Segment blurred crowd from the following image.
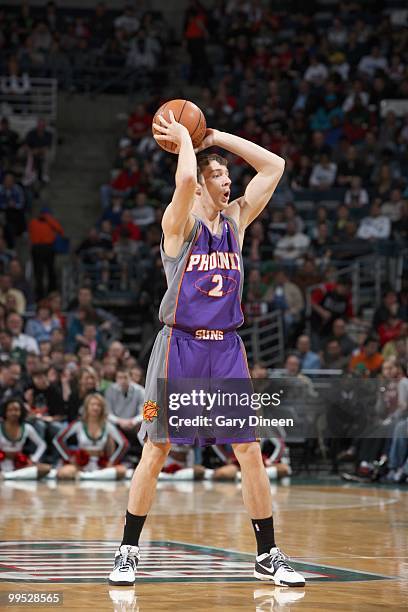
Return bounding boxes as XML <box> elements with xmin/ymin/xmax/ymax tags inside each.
<box><xmin>0</xmin><ymin>1</ymin><xmax>169</xmax><ymax>93</ymax></box>
<box><xmin>0</xmin><ymin>1</ymin><xmax>407</xmax><ymax>483</ymax></box>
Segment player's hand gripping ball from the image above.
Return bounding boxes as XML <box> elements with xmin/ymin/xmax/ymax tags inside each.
<box><xmin>152</xmin><ymin>99</ymin><xmax>206</xmax><ymax>153</ymax></box>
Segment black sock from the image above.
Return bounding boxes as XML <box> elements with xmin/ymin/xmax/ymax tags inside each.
<box><xmin>252</xmin><ymin>516</ymin><xmax>276</xmax><ymax>556</ymax></box>
<box><xmin>121</xmin><ymin>511</ymin><xmax>147</xmax><ymax>547</ymax></box>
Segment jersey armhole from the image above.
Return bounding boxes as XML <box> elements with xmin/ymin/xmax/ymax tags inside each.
<box><xmin>222</xmin><ymin>214</ymin><xmax>243</xmax><ymax>250</ymax></box>
<box><xmin>160</xmin><ymin>218</ymin><xmax>200</xmax><ymax>263</ymax></box>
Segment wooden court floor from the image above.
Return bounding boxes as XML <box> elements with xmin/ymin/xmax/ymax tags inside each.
<box><xmin>0</xmin><ymin>478</ymin><xmax>407</xmax><ymax>611</ymax></box>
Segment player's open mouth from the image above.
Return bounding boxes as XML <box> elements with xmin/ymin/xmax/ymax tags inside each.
<box><xmin>222</xmin><ymin>191</ymin><xmax>230</xmax><ymax>202</ymax></box>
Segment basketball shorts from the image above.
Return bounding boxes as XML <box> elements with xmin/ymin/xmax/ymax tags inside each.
<box><xmin>139</xmin><ymin>325</ymin><xmax>257</xmax><ymax>446</ymax></box>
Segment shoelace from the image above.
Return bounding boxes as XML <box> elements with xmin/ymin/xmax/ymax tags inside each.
<box><xmin>270</xmin><ymin>549</ymin><xmax>294</xmax><ymax>573</ymax></box>
<box><xmin>118</xmin><ymin>549</ymin><xmax>135</xmax><ymax>573</ymax></box>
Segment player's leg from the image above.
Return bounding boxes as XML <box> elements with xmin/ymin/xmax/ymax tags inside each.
<box><xmin>108</xmin><ymin>439</ymin><xmax>171</xmax><ymax>586</ymax></box>
<box><xmin>127</xmin><ymin>438</ymin><xmax>171</xmax><ymax>514</ymax></box>
<box><xmin>233</xmin><ymin>441</ymin><xmax>305</xmax><ymax>587</ymax></box>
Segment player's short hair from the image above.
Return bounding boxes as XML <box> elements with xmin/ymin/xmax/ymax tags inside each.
<box><xmin>196</xmin><ymin>153</ymin><xmax>228</xmax><ymax>184</ymax></box>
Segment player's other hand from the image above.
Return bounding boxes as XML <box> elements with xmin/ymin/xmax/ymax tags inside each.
<box><xmin>194</xmin><ymin>128</ymin><xmax>218</xmax><ymax>153</ymax></box>
<box><xmin>152</xmin><ymin>110</ymin><xmax>190</xmax><ymax>152</ymax></box>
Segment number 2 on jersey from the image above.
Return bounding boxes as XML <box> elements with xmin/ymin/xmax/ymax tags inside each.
<box><xmin>208</xmin><ymin>274</ymin><xmax>223</xmax><ymax>297</ymax></box>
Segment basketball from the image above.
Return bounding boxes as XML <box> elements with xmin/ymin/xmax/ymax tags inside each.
<box><xmin>152</xmin><ymin>99</ymin><xmax>207</xmax><ymax>153</ymax></box>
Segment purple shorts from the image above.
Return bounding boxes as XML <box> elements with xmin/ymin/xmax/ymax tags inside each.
<box><xmin>139</xmin><ymin>326</ymin><xmax>257</xmax><ymax>445</ymax></box>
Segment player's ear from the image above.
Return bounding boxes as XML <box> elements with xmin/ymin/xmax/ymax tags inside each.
<box><xmin>195</xmin><ymin>183</ymin><xmax>202</xmax><ymax>197</ymax></box>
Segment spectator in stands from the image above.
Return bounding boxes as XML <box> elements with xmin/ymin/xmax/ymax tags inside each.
<box><xmin>65</xmin><ymin>366</ymin><xmax>99</xmax><ymax>422</ymax></box>
<box><xmin>372</xmin><ymin>290</ymin><xmax>402</xmax><ymax>331</ymax></box>
<box><xmin>292</xmin><ymin>256</ymin><xmax>323</xmax><ymax>297</ymax></box>
<box><xmin>184</xmin><ymin>0</ymin><xmax>210</xmax><ymax>84</ymax></box>
<box><xmin>67</xmin><ymin>287</ymin><xmax>121</xmax><ymax>342</ymax></box>
<box><xmin>6</xmin><ymin>312</ymin><xmax>39</xmax><ymax>355</ymax></box>
<box><xmin>0</xmin><ymin>274</ymin><xmax>26</xmax><ymax>314</ymax></box>
<box><xmin>311</xmin><ymin>278</ymin><xmax>353</xmax><ymax>341</ymax></box>
<box><xmin>321</xmin><ymin>339</ymin><xmax>349</xmax><ymax>371</ymax></box>
<box><xmin>251</xmin><ymin>362</ymin><xmax>268</xmax><ymax>379</ymax></box>
<box><xmin>24</xmin><ymin>365</ymin><xmax>67</xmax><ymax>451</ymax></box>
<box><xmin>105</xmin><ymin>367</ymin><xmax>144</xmax><ymax>455</ymax></box>
<box><xmin>382</xmin><ymin>328</ymin><xmax>408</xmax><ymax>366</ymax></box>
<box><xmin>358</xmin><ymin>45</ymin><xmax>388</xmax><ymax>79</ymax></box>
<box><xmin>381</xmin><ymin>188</ymin><xmax>405</xmax><ymax>225</ymax></box>
<box><xmin>274</xmin><ymin>221</ymin><xmax>310</xmax><ymax>262</ymax></box>
<box><xmin>266</xmin><ymin>269</ymin><xmax>304</xmax><ymax>330</ymax></box>
<box><xmin>28</xmin><ymin>207</ymin><xmax>64</xmax><ymax>299</ymax></box>
<box><xmin>343</xmin><ymin>80</ymin><xmax>369</xmax><ymax>113</ymax></box>
<box><xmin>243</xmin><ymin>268</ymin><xmax>269</xmax><ymax>323</ymax></box>
<box><xmin>296</xmin><ymin>335</ymin><xmax>321</xmax><ymax>370</ymax></box>
<box><xmin>114</xmin><ymin>5</ymin><xmax>140</xmax><ymax>33</ymax></box>
<box><xmin>282</xmin><ymin>354</ymin><xmax>316</xmax><ymax>397</ymax></box>
<box><xmin>304</xmin><ymin>55</ymin><xmax>328</xmax><ymax>86</ymax></box>
<box><xmin>291</xmin><ymin>155</ymin><xmax>312</xmax><ymax>190</ymax></box>
<box><xmin>309</xmin><ymin>153</ymin><xmax>337</xmax><ymax>189</ymax></box>
<box><xmin>0</xmin><ymin>173</ymin><xmax>25</xmax><ymax>246</ymax></box>
<box><xmin>283</xmin><ymin>202</ymin><xmax>304</xmax><ymax>233</ymax></box>
<box><xmin>100</xmin><ymin>157</ymin><xmax>141</xmax><ymax>209</ymax></box>
<box><xmin>26</xmin><ymin>300</ymin><xmax>61</xmax><ymax>344</ymax></box>
<box><xmin>76</xmin><ymin>227</ymin><xmax>110</xmax><ymax>263</ymax></box>
<box><xmin>357</xmin><ymin>201</ymin><xmax>391</xmax><ymax>241</ymax></box>
<box><xmin>349</xmin><ymin>336</ymin><xmax>384</xmax><ymax>376</ymax></box>
<box><xmin>127</xmin><ymin>104</ymin><xmax>152</xmax><ymax>142</ymax></box>
<box><xmin>312</xmin><ymin>222</ymin><xmax>332</xmax><ymax>262</ymax></box>
<box><xmin>337</xmin><ymin>146</ymin><xmax>367</xmax><ymax>187</ymax></box>
<box><xmin>126</xmin><ymin>28</ymin><xmax>161</xmax><ymax>72</ymax></box>
<box><xmin>129</xmin><ymin>192</ymin><xmax>155</xmax><ymax>227</ymax></box>
<box><xmin>330</xmin><ymin>318</ymin><xmax>357</xmax><ymax>356</ymax></box>
<box><xmin>332</xmin><ymin>204</ymin><xmax>351</xmax><ymax>242</ymax></box>
<box><xmin>373</xmin><ymin>164</ymin><xmax>394</xmax><ymax>200</ymax></box>
<box><xmin>378</xmin><ymin>314</ymin><xmax>404</xmax><ymax>348</ymax></box>
<box><xmin>344</xmin><ymin>176</ymin><xmax>369</xmax><ymax>208</ymax></box>
<box><xmin>77</xmin><ymin>322</ymin><xmax>105</xmax><ymax>360</ymax></box>
<box><xmin>25</xmin><ymin>119</ymin><xmax>53</xmax><ymax>184</ymax></box>
<box><xmin>112</xmin><ymin>210</ymin><xmax>142</xmax><ymax>243</ymax></box>
<box><xmin>0</xmin><ymin>361</ymin><xmax>24</xmax><ymax>404</ymax></box>
<box><xmin>9</xmin><ymin>259</ymin><xmax>34</xmax><ymax>307</ymax></box>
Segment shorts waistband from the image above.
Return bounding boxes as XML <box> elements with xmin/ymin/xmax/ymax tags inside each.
<box><xmin>162</xmin><ymin>325</ymin><xmax>238</xmax><ymax>341</ymax></box>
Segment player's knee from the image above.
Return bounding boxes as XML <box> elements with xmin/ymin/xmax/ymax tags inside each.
<box><xmin>232</xmin><ymin>442</ymin><xmax>262</xmax><ymax>469</ymax></box>
<box><xmin>142</xmin><ymin>440</ymin><xmax>171</xmax><ymax>475</ymax></box>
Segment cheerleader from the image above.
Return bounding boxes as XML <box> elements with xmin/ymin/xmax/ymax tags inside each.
<box><xmin>53</xmin><ymin>393</ymin><xmax>129</xmax><ymax>480</ymax></box>
<box><xmin>0</xmin><ymin>397</ymin><xmax>51</xmax><ymax>480</ymax></box>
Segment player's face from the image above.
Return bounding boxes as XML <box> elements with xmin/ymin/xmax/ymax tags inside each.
<box><xmin>202</xmin><ymin>161</ymin><xmax>231</xmax><ymax>210</ymax></box>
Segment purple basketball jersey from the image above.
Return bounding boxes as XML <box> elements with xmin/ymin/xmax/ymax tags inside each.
<box><xmin>159</xmin><ymin>214</ymin><xmax>244</xmax><ymax>333</ymax></box>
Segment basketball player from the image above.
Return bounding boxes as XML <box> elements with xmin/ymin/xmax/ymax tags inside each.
<box><xmin>109</xmin><ymin>112</ymin><xmax>305</xmax><ymax>587</ymax></box>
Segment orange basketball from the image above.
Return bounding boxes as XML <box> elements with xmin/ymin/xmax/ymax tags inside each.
<box><xmin>152</xmin><ymin>99</ymin><xmax>206</xmax><ymax>154</ymax></box>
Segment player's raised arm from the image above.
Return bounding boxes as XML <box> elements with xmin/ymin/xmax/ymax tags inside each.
<box><xmin>153</xmin><ymin>111</ymin><xmax>197</xmax><ymax>256</ymax></box>
<box><xmin>197</xmin><ymin>129</ymin><xmax>285</xmax><ymax>230</ymax></box>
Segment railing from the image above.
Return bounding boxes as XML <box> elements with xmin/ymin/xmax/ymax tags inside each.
<box><xmin>0</xmin><ymin>77</ymin><xmax>57</xmax><ymax>124</ymax></box>
<box><xmin>305</xmin><ymin>252</ymin><xmax>405</xmax><ymax>334</ymax></box>
<box><xmin>239</xmin><ymin>311</ymin><xmax>285</xmax><ymax>367</ymax></box>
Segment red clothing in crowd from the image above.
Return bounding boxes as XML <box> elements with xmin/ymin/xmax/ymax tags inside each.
<box><xmin>112</xmin><ymin>221</ymin><xmax>142</xmax><ymax>243</ymax></box>
<box><xmin>128</xmin><ymin>111</ymin><xmax>152</xmax><ymax>140</ymax></box>
<box><xmin>378</xmin><ymin>320</ymin><xmax>403</xmax><ymax>346</ymax></box>
<box><xmin>111</xmin><ymin>169</ymin><xmax>140</xmax><ymax>192</ymax></box>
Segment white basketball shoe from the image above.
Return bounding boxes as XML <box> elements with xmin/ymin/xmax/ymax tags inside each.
<box><xmin>108</xmin><ymin>545</ymin><xmax>140</xmax><ymax>586</ymax></box>
<box><xmin>254</xmin><ymin>547</ymin><xmax>305</xmax><ymax>587</ymax></box>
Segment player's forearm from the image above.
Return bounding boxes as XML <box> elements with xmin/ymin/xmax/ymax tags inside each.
<box><xmin>214</xmin><ymin>130</ymin><xmax>285</xmax><ymax>174</ymax></box>
<box><xmin>175</xmin><ymin>131</ymin><xmax>197</xmax><ymax>186</ymax></box>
